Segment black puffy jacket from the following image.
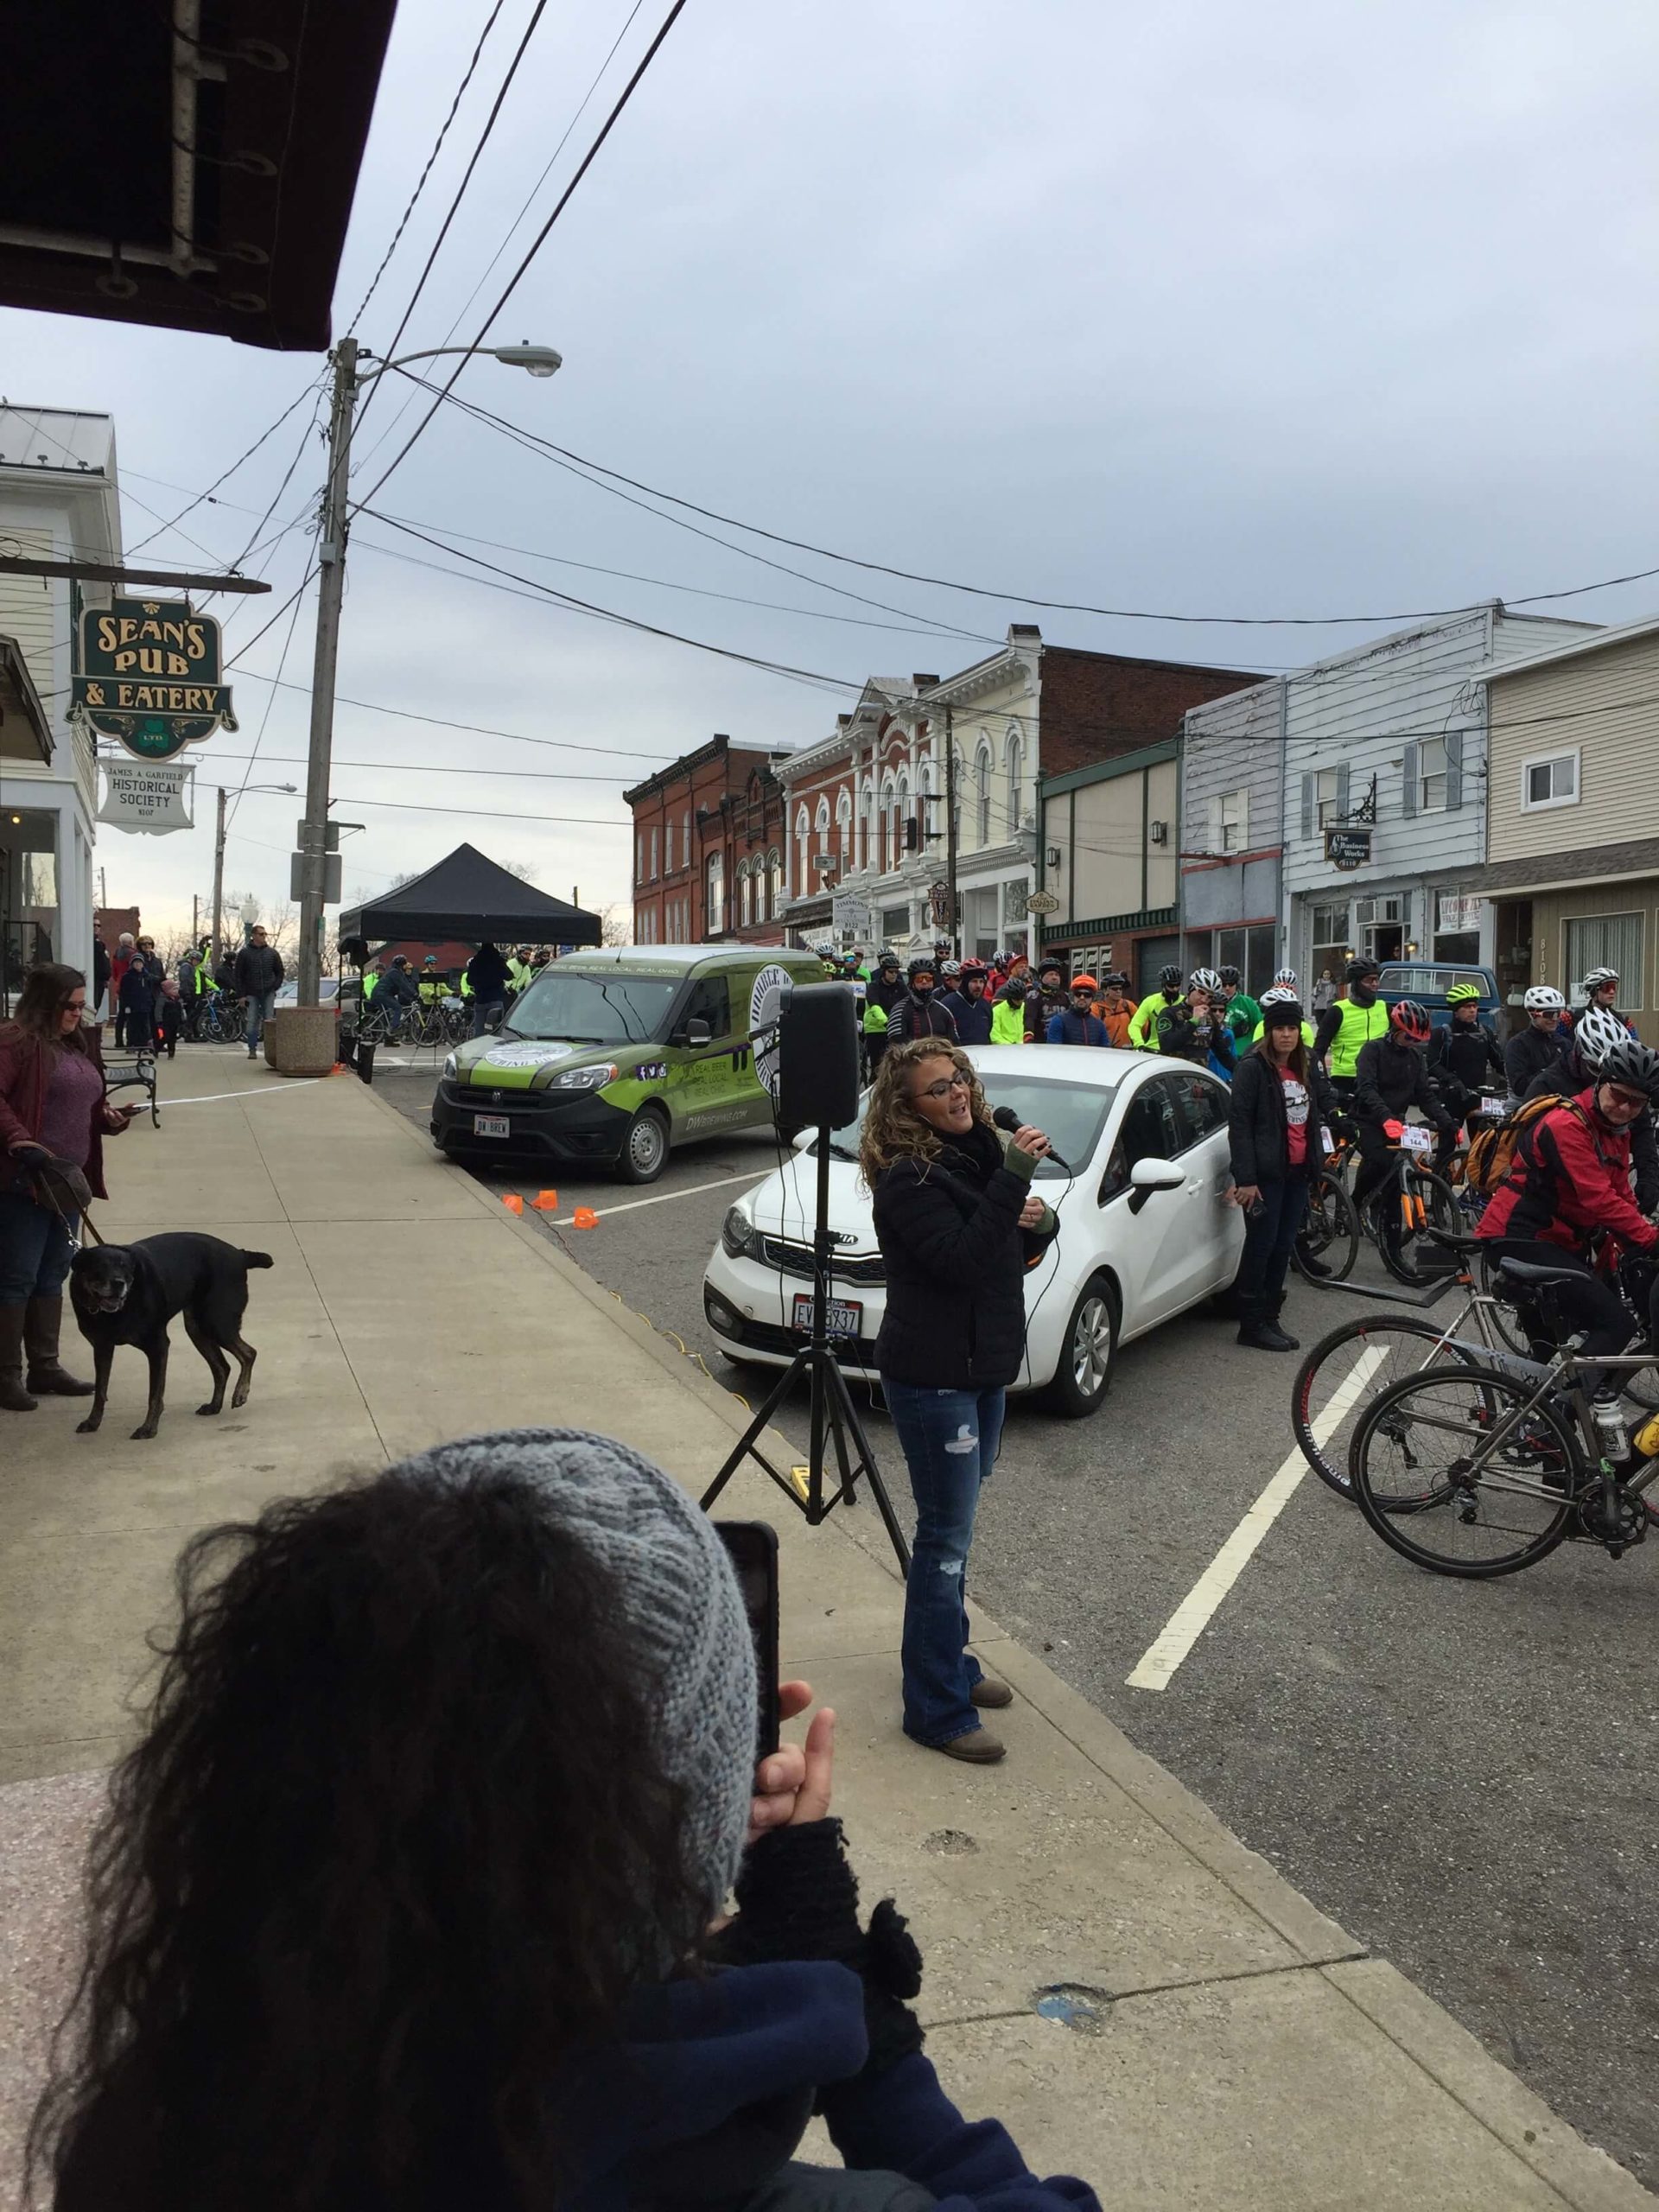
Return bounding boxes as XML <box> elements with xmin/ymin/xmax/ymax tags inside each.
<box><xmin>886</xmin><ymin>991</ymin><xmax>958</xmax><ymax>1045</ymax></box>
<box><xmin>1505</xmin><ymin>1024</ymin><xmax>1563</xmax><ymax>1099</ymax></box>
<box><xmin>1427</xmin><ymin>1020</ymin><xmax>1505</xmax><ymax>1106</ymax></box>
<box><xmin>872</xmin><ymin>1119</ymin><xmax>1055</xmax><ymax>1389</ymax></box>
<box><xmin>1354</xmin><ymin>1037</ymin><xmax>1454</xmax><ymax>1127</ymax></box>
<box><xmin>1228</xmin><ymin>1046</ymin><xmax>1343</xmax><ymax>1186</ymax></box>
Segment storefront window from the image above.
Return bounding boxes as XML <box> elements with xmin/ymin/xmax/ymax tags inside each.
<box><xmin>1</xmin><ymin>810</ymin><xmax>60</xmax><ymax>1004</ymax></box>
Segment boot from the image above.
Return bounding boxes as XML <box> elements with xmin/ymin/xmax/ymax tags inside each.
<box><xmin>0</xmin><ymin>1307</ymin><xmax>38</xmax><ymax>1412</ymax></box>
<box><xmin>1267</xmin><ymin>1298</ymin><xmax>1300</xmax><ymax>1351</ymax></box>
<box><xmin>1236</xmin><ymin>1297</ymin><xmax>1296</xmax><ymax>1353</ymax></box>
<box><xmin>23</xmin><ymin>1297</ymin><xmax>93</xmax><ymax>1396</ymax></box>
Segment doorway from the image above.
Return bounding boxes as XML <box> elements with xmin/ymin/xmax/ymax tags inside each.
<box><xmin>1364</xmin><ymin>919</ymin><xmax>1403</xmax><ymax>963</ymax></box>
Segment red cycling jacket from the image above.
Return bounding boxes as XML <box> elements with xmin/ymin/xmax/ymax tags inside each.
<box><xmin>1478</xmin><ymin>1087</ymin><xmax>1659</xmax><ymax>1257</ymax></box>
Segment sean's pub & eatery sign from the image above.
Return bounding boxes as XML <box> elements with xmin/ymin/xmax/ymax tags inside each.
<box><xmin>70</xmin><ymin>597</ymin><xmax>238</xmax><ymax>761</ymax></box>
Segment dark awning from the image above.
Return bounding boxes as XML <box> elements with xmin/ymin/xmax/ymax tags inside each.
<box><xmin>2</xmin><ymin>0</ymin><xmax>397</xmax><ymax>352</ymax></box>
<box><xmin>338</xmin><ymin>844</ymin><xmax>605</xmax><ymax>950</ymax></box>
<box><xmin>1459</xmin><ymin>836</ymin><xmax>1659</xmax><ymax>899</ymax></box>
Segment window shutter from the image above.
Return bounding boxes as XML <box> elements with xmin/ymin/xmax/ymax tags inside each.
<box><xmin>1446</xmin><ymin>728</ymin><xmax>1464</xmax><ymax>810</ymax></box>
<box><xmin>1300</xmin><ymin>772</ymin><xmax>1314</xmax><ymax>840</ymax></box>
<box><xmin>1401</xmin><ymin>742</ymin><xmax>1419</xmax><ymax>818</ymax></box>
<box><xmin>1335</xmin><ymin>763</ymin><xmax>1351</xmax><ymax>823</ymax></box>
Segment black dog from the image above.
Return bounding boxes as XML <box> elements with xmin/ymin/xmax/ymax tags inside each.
<box><xmin>69</xmin><ymin>1235</ymin><xmax>274</xmax><ymax>1440</ymax></box>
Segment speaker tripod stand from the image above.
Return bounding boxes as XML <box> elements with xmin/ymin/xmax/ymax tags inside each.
<box><xmin>701</xmin><ymin>1121</ymin><xmax>911</xmax><ymax>1573</ymax></box>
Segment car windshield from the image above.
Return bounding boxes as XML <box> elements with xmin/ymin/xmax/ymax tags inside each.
<box><xmin>814</xmin><ymin>1071</ymin><xmax>1118</xmax><ymax>1183</ymax></box>
<box><xmin>505</xmin><ymin>969</ymin><xmax>677</xmax><ymax>1046</ymax></box>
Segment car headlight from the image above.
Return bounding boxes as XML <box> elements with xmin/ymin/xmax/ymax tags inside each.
<box><xmin>550</xmin><ymin>1063</ymin><xmax>620</xmax><ymax>1090</ymax></box>
<box><xmin>442</xmin><ymin>1052</ymin><xmax>457</xmax><ymax>1080</ymax></box>
<box><xmin>721</xmin><ymin>1204</ymin><xmax>760</xmax><ymax>1260</ymax></box>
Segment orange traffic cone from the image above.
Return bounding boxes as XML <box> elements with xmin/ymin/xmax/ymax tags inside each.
<box><xmin>502</xmin><ymin>1193</ymin><xmax>524</xmax><ymax>1216</ymax></box>
<box><xmin>531</xmin><ymin>1190</ymin><xmax>560</xmax><ymax>1211</ymax></box>
<box><xmin>572</xmin><ymin>1205</ymin><xmax>599</xmax><ymax>1230</ymax></box>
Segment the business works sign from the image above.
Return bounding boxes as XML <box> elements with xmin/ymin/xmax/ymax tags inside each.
<box><xmin>71</xmin><ymin>597</ymin><xmax>238</xmax><ymax>760</ymax></box>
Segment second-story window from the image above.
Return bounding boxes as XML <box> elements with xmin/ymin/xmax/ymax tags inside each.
<box><xmin>649</xmin><ymin>826</ymin><xmax>658</xmax><ymax>880</ymax></box>
<box><xmin>1217</xmin><ymin>788</ymin><xmax>1248</xmax><ymax>853</ymax></box>
<box><xmin>1418</xmin><ymin>737</ymin><xmax>1447</xmax><ymax>813</ymax></box>
<box><xmin>706</xmin><ymin>852</ymin><xmax>725</xmax><ymax>937</ymax></box>
<box><xmin>1315</xmin><ymin>767</ymin><xmax>1340</xmax><ymax>829</ymax></box>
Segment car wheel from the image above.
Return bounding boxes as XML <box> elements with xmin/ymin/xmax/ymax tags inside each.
<box><xmin>1046</xmin><ymin>1274</ymin><xmax>1118</xmax><ymax>1419</ymax></box>
<box><xmin>616</xmin><ymin>1106</ymin><xmax>671</xmax><ymax>1185</ymax></box>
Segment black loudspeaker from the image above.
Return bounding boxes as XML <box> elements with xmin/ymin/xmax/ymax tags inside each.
<box><xmin>778</xmin><ymin>982</ymin><xmax>861</xmax><ymax>1129</ymax></box>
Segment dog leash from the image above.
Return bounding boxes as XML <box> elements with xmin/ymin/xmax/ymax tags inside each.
<box><xmin>19</xmin><ymin>1158</ymin><xmax>105</xmax><ymax>1248</ymax></box>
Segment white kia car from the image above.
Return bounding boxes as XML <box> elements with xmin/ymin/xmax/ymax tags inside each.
<box><xmin>702</xmin><ymin>1044</ymin><xmax>1244</xmax><ymax>1418</ymax></box>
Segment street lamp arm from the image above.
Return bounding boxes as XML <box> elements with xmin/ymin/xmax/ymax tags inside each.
<box><xmin>357</xmin><ymin>340</ymin><xmax>562</xmax><ymax>385</ymax></box>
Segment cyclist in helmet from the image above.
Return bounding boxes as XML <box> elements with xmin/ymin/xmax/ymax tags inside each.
<box><xmin>1023</xmin><ymin>958</ymin><xmax>1068</xmax><ymax>1043</ymax></box>
<box><xmin>868</xmin><ymin>948</ymin><xmax>906</xmax><ymax>1024</ymax></box>
<box><xmin>887</xmin><ymin>955</ymin><xmax>960</xmax><ymax>1044</ymax></box>
<box><xmin>1095</xmin><ymin>970</ymin><xmax>1137</xmax><ymax>1047</ymax></box>
<box><xmin>1478</xmin><ymin>1036</ymin><xmax>1659</xmax><ymax>1388</ymax></box>
<box><xmin>1250</xmin><ymin>984</ymin><xmax>1315</xmax><ymax>1050</ymax></box>
<box><xmin>1216</xmin><ymin>964</ymin><xmax>1261</xmax><ymax>1050</ymax></box>
<box><xmin>1127</xmin><ymin>964</ymin><xmax>1185</xmax><ymax>1052</ymax></box>
<box><xmin>1313</xmin><ymin>957</ymin><xmax>1389</xmax><ymax>1103</ymax></box>
<box><xmin>1506</xmin><ymin>984</ymin><xmax>1567</xmax><ymax>1098</ymax></box>
<box><xmin>1272</xmin><ymin>967</ymin><xmax>1298</xmax><ymax>990</ymax></box>
<box><xmin>1157</xmin><ymin>978</ymin><xmax>1236</xmax><ymax>1077</ymax></box>
<box><xmin>939</xmin><ymin>958</ymin><xmax>993</xmax><ymax>1045</ymax></box>
<box><xmin>1523</xmin><ymin>1002</ymin><xmax>1659</xmax><ymax>1211</ymax></box>
<box><xmin>1567</xmin><ymin>965</ymin><xmax>1626</xmax><ymax>1039</ymax></box>
<box><xmin>988</xmin><ymin>966</ymin><xmax>1031</xmax><ymax>1045</ymax></box>
<box><xmin>1427</xmin><ymin>980</ymin><xmax>1507</xmax><ymax>1154</ymax></box>
<box><xmin>1351</xmin><ymin>999</ymin><xmax>1458</xmax><ymax>1251</ymax></box>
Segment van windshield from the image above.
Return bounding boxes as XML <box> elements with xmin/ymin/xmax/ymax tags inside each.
<box><xmin>505</xmin><ymin>971</ymin><xmax>678</xmax><ymax>1046</ymax></box>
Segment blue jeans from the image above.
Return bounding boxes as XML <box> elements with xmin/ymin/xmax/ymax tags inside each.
<box><xmin>245</xmin><ymin>989</ymin><xmax>276</xmax><ymax>1052</ymax></box>
<box><xmin>470</xmin><ymin>999</ymin><xmax>505</xmax><ymax>1038</ymax></box>
<box><xmin>0</xmin><ymin>1188</ymin><xmax>72</xmax><ymax>1306</ymax></box>
<box><xmin>884</xmin><ymin>1377</ymin><xmax>1006</xmax><ymax>1746</ymax></box>
<box><xmin>1236</xmin><ymin>1169</ymin><xmax>1309</xmax><ymax>1310</ymax></box>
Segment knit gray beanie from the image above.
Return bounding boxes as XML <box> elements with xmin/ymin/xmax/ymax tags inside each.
<box><xmin>388</xmin><ymin>1427</ymin><xmax>756</xmax><ymax>1914</ymax></box>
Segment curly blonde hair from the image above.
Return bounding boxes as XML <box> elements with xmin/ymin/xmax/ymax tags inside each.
<box><xmin>858</xmin><ymin>1036</ymin><xmax>990</xmax><ymax>1185</ymax></box>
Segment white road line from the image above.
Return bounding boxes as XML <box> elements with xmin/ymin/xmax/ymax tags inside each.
<box><xmin>549</xmin><ymin>1165</ymin><xmax>776</xmax><ymax>1224</ymax></box>
<box><xmin>1125</xmin><ymin>1344</ymin><xmax>1388</xmax><ymax>1693</ymax></box>
<box><xmin>155</xmin><ymin>1082</ymin><xmax>323</xmax><ymax>1106</ymax></box>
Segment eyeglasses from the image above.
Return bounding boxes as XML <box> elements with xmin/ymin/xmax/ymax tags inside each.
<box><xmin>914</xmin><ymin>1071</ymin><xmax>972</xmax><ymax>1101</ymax></box>
<box><xmin>63</xmin><ymin>998</ymin><xmax>86</xmax><ymax>1014</ymax></box>
<box><xmin>1602</xmin><ymin>1084</ymin><xmax>1648</xmax><ymax>1112</ymax></box>
<box><xmin>910</xmin><ymin>973</ymin><xmax>935</xmax><ymax>989</ymax></box>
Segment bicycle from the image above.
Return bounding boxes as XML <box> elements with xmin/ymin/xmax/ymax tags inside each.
<box><xmin>1347</xmin><ymin>1257</ymin><xmax>1659</xmax><ymax>1577</ymax></box>
<box><xmin>195</xmin><ymin>992</ymin><xmax>245</xmax><ymax>1045</ymax></box>
<box><xmin>1294</xmin><ymin>1130</ymin><xmax>1459</xmax><ymax>1288</ymax></box>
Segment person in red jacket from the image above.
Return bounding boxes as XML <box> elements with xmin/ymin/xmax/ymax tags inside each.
<box><xmin>1478</xmin><ymin>1037</ymin><xmax>1659</xmax><ymax>1376</ymax></box>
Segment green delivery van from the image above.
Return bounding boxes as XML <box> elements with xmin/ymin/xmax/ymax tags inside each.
<box><xmin>429</xmin><ymin>945</ymin><xmax>825</xmax><ymax>1185</ymax></box>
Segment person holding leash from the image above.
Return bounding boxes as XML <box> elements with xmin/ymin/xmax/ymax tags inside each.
<box><xmin>0</xmin><ymin>963</ymin><xmax>133</xmax><ymax>1412</ymax></box>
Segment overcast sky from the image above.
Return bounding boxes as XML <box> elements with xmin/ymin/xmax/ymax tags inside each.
<box><xmin>9</xmin><ymin>0</ymin><xmax>1658</xmax><ymax>940</ymax></box>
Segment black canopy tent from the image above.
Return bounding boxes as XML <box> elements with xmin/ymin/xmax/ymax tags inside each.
<box><xmin>338</xmin><ymin>844</ymin><xmax>603</xmax><ymax>955</ymax></box>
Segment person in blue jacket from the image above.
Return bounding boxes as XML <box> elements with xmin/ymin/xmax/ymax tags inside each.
<box><xmin>35</xmin><ymin>1429</ymin><xmax>1100</xmax><ymax>2212</ymax></box>
<box><xmin>1046</xmin><ymin>973</ymin><xmax>1109</xmax><ymax>1046</ymax></box>
<box><xmin>939</xmin><ymin>958</ymin><xmax>995</xmax><ymax>1046</ymax></box>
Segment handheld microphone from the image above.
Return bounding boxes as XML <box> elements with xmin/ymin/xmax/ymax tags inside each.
<box><xmin>992</xmin><ymin>1104</ymin><xmax>1069</xmax><ymax>1172</ymax></box>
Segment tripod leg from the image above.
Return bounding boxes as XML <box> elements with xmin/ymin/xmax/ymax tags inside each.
<box><xmin>825</xmin><ymin>1358</ymin><xmax>912</xmax><ymax>1573</ymax></box>
<box><xmin>700</xmin><ymin>1351</ymin><xmax>810</xmax><ymax>1511</ymax></box>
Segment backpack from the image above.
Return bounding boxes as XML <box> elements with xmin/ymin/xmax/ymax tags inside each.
<box><xmin>1465</xmin><ymin>1092</ymin><xmax>1585</xmax><ymax>1199</ymax></box>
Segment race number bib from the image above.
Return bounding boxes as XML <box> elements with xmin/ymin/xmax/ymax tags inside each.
<box><xmin>1400</xmin><ymin>1123</ymin><xmax>1434</xmax><ymax>1157</ymax></box>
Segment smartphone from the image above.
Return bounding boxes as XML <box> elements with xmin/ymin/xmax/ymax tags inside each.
<box><xmin>715</xmin><ymin>1520</ymin><xmax>780</xmax><ymax>1760</ymax></box>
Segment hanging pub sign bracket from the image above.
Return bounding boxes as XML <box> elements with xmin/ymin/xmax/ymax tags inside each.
<box><xmin>69</xmin><ymin>596</ymin><xmax>237</xmax><ymax>762</ymax></box>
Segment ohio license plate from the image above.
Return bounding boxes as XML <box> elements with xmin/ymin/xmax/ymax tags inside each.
<box><xmin>473</xmin><ymin>1114</ymin><xmax>511</xmax><ymax>1139</ymax></box>
<box><xmin>792</xmin><ymin>1293</ymin><xmax>862</xmax><ymax>1339</ymax></box>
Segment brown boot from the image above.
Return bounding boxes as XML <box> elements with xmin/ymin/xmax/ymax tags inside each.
<box><xmin>23</xmin><ymin>1297</ymin><xmax>92</xmax><ymax>1396</ymax></box>
<box><xmin>0</xmin><ymin>1307</ymin><xmax>37</xmax><ymax>1412</ymax></box>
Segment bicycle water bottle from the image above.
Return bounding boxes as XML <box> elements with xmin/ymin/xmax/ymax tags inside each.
<box><xmin>1591</xmin><ymin>1393</ymin><xmax>1630</xmax><ymax>1465</ymax></box>
<box><xmin>1634</xmin><ymin>1408</ymin><xmax>1659</xmax><ymax>1460</ymax></box>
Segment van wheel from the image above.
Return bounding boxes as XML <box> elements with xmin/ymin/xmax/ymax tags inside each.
<box><xmin>616</xmin><ymin>1106</ymin><xmax>670</xmax><ymax>1185</ymax></box>
<box><xmin>1046</xmin><ymin>1274</ymin><xmax>1117</xmax><ymax>1418</ymax></box>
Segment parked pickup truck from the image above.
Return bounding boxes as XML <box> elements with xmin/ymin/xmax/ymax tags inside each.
<box><xmin>1376</xmin><ymin>962</ymin><xmax>1503</xmax><ymax>1035</ymax></box>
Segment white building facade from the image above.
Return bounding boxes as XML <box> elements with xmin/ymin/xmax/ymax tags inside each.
<box><xmin>0</xmin><ymin>408</ymin><xmax>121</xmax><ymax>991</ymax></box>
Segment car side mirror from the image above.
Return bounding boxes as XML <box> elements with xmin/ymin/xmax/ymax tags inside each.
<box><xmin>684</xmin><ymin>1017</ymin><xmax>712</xmax><ymax>1048</ymax></box>
<box><xmin>1128</xmin><ymin>1157</ymin><xmax>1185</xmax><ymax>1214</ymax></box>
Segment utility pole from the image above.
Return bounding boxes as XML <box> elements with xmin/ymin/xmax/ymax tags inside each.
<box><xmin>210</xmin><ymin>783</ymin><xmax>226</xmax><ymax>972</ymax></box>
<box><xmin>943</xmin><ymin>706</ymin><xmax>959</xmax><ymax>957</ymax></box>
<box><xmin>297</xmin><ymin>334</ymin><xmax>358</xmax><ymax>1006</ymax></box>
<box><xmin>98</xmin><ymin>865</ymin><xmax>106</xmax><ymax>912</ymax></box>
<box><xmin>192</xmin><ymin>893</ymin><xmax>199</xmax><ymax>944</ymax></box>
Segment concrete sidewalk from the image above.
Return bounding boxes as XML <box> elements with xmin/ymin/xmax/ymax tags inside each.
<box><xmin>0</xmin><ymin>1050</ymin><xmax>1648</xmax><ymax>2209</ymax></box>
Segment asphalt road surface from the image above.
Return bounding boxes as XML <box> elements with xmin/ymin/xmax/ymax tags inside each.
<box><xmin>379</xmin><ymin>1058</ymin><xmax>1659</xmax><ymax>2187</ymax></box>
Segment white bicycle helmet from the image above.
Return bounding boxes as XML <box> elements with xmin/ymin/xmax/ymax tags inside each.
<box><xmin>1259</xmin><ymin>984</ymin><xmax>1298</xmax><ymax>1007</ymax></box>
<box><xmin>1582</xmin><ymin>966</ymin><xmax>1620</xmax><ymax>993</ymax></box>
<box><xmin>1522</xmin><ymin>984</ymin><xmax>1566</xmax><ymax>1012</ymax></box>
<box><xmin>1574</xmin><ymin>1005</ymin><xmax>1629</xmax><ymax>1071</ymax></box>
<box><xmin>1189</xmin><ymin>967</ymin><xmax>1223</xmax><ymax>995</ymax></box>
<box><xmin>1273</xmin><ymin>966</ymin><xmax>1298</xmax><ymax>987</ymax></box>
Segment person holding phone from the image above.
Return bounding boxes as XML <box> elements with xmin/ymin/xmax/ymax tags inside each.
<box><xmin>0</xmin><ymin>963</ymin><xmax>132</xmax><ymax>1412</ymax></box>
<box><xmin>861</xmin><ymin>1038</ymin><xmax>1059</xmax><ymax>1764</ymax></box>
<box><xmin>28</xmin><ymin>1428</ymin><xmax>1100</xmax><ymax>2212</ymax></box>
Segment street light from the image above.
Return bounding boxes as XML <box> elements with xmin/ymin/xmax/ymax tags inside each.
<box><xmin>293</xmin><ymin>333</ymin><xmax>563</xmax><ymax>1006</ymax></box>
<box><xmin>210</xmin><ymin>780</ymin><xmax>297</xmax><ymax>969</ymax></box>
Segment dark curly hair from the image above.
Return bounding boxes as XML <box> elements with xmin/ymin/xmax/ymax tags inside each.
<box><xmin>29</xmin><ymin>1466</ymin><xmax>709</xmax><ymax>2212</ymax></box>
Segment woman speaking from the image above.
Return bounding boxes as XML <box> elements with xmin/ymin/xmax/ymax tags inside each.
<box><xmin>861</xmin><ymin>1038</ymin><xmax>1057</xmax><ymax>1764</ymax></box>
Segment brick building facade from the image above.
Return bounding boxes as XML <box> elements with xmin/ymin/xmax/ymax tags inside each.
<box><xmin>625</xmin><ymin>735</ymin><xmax>788</xmax><ymax>947</ymax></box>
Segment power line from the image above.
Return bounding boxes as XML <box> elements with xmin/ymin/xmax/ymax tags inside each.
<box><xmin>226</xmin><ymin>556</ymin><xmax>315</xmax><ymax>830</ymax></box>
<box><xmin>122</xmin><ymin>379</ymin><xmax>325</xmax><ymax>558</ymax></box>
<box><xmin>354</xmin><ymin>0</ymin><xmax>551</xmax><ymax>439</ymax></box>
<box><xmin>343</xmin><ymin>0</ymin><xmax>511</xmax><ymax>330</ymax></box>
<box><xmin>211</xmin><ymin>751</ymin><xmax>636</xmax><ymax>784</ymax></box>
<box><xmin>336</xmin><ymin>793</ymin><xmax>629</xmax><ymax>830</ymax></box>
<box><xmin>351</xmin><ymin>0</ymin><xmax>690</xmax><ymax>512</ymax></box>
<box><xmin>210</xmin><ymin>670</ymin><xmax>677</xmax><ymax>763</ymax></box>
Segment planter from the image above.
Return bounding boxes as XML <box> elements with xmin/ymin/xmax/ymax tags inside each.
<box><xmin>264</xmin><ymin>1005</ymin><xmax>337</xmax><ymax>1077</ymax></box>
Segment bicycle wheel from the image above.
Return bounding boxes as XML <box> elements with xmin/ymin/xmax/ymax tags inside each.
<box><xmin>1472</xmin><ymin>1244</ymin><xmax>1534</xmax><ymax>1357</ymax></box>
<box><xmin>1377</xmin><ymin>1167</ymin><xmax>1461</xmax><ymax>1286</ymax></box>
<box><xmin>1350</xmin><ymin>1362</ymin><xmax>1575</xmax><ymax>1577</ymax></box>
<box><xmin>1295</xmin><ymin>1173</ymin><xmax>1361</xmax><ymax>1285</ymax></box>
<box><xmin>222</xmin><ymin>1001</ymin><xmax>245</xmax><ymax>1043</ymax></box>
<box><xmin>1293</xmin><ymin>1313</ymin><xmax>1479</xmax><ymax>1498</ymax></box>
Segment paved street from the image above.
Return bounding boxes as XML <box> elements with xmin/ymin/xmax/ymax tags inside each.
<box><xmin>378</xmin><ymin>1056</ymin><xmax>1659</xmax><ymax>2187</ymax></box>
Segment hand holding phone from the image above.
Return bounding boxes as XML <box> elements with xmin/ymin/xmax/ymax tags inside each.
<box><xmin>715</xmin><ymin>1520</ymin><xmax>781</xmax><ymax>1759</ymax></box>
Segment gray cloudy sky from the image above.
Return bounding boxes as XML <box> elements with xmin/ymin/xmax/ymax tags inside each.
<box><xmin>12</xmin><ymin>0</ymin><xmax>1659</xmax><ymax>937</ymax></box>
